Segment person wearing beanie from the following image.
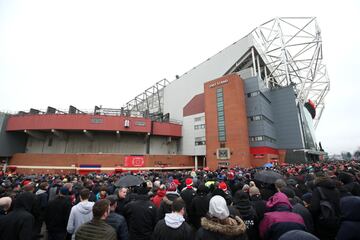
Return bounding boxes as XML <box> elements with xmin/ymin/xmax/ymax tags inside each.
<box><xmin>180</xmin><ymin>178</ymin><xmax>196</xmax><ymax>225</ymax></box>
<box><xmin>158</xmin><ymin>182</ymin><xmax>181</xmax><ymax>221</ymax></box>
<box><xmin>152</xmin><ymin>184</ymin><xmax>167</xmax><ymax>208</ymax></box>
<box><xmin>124</xmin><ymin>182</ymin><xmax>157</xmax><ymax>240</ymax></box>
<box><xmin>196</xmin><ymin>195</ymin><xmax>247</xmax><ymax>240</ymax></box>
<box><xmin>45</xmin><ymin>187</ymin><xmax>72</xmax><ymax>240</ymax></box>
<box><xmin>191</xmin><ymin>184</ymin><xmax>211</xmax><ymax>229</ymax></box>
<box><xmin>212</xmin><ymin>181</ymin><xmax>232</xmax><ymax>205</ymax></box>
<box><xmin>259</xmin><ymin>192</ymin><xmax>305</xmax><ymax>240</ymax></box>
<box><xmin>153</xmin><ymin>198</ymin><xmax>193</xmax><ymax>240</ymax></box>
<box><xmin>232</xmin><ymin>190</ymin><xmax>259</xmax><ymax>240</ymax></box>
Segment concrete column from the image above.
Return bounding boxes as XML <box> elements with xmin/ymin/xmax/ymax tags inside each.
<box><xmin>194</xmin><ymin>155</ymin><xmax>198</xmax><ymax>170</ymax></box>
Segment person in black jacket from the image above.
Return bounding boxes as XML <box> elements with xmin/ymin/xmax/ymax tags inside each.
<box><xmin>106</xmin><ymin>195</ymin><xmax>128</xmax><ymax>240</ymax></box>
<box><xmin>191</xmin><ymin>184</ymin><xmax>210</xmax><ymax>229</ymax></box>
<box><xmin>310</xmin><ymin>172</ymin><xmax>340</xmax><ymax>240</ymax></box>
<box><xmin>35</xmin><ymin>181</ymin><xmax>49</xmax><ymax>236</ymax></box>
<box><xmin>45</xmin><ymin>187</ymin><xmax>72</xmax><ymax>240</ymax></box>
<box><xmin>249</xmin><ymin>186</ymin><xmax>266</xmax><ymax>221</ymax></box>
<box><xmin>153</xmin><ymin>198</ymin><xmax>194</xmax><ymax>240</ymax></box>
<box><xmin>124</xmin><ymin>183</ymin><xmax>157</xmax><ymax>240</ymax></box>
<box><xmin>232</xmin><ymin>190</ymin><xmax>259</xmax><ymax>240</ymax></box>
<box><xmin>180</xmin><ymin>178</ymin><xmax>196</xmax><ymax>224</ymax></box>
<box><xmin>0</xmin><ymin>192</ymin><xmax>36</xmax><ymax>240</ymax></box>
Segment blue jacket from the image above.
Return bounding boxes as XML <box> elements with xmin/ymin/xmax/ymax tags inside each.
<box><xmin>336</xmin><ymin>196</ymin><xmax>360</xmax><ymax>240</ymax></box>
<box><xmin>106</xmin><ymin>212</ymin><xmax>128</xmax><ymax>240</ymax></box>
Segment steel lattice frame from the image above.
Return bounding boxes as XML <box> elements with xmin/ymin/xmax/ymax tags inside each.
<box><xmin>122</xmin><ymin>78</ymin><xmax>170</xmax><ymax>117</ymax></box>
<box><xmin>251</xmin><ymin>17</ymin><xmax>330</xmax><ymax>128</ymax></box>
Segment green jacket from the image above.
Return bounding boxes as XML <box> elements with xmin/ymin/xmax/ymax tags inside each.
<box><xmin>75</xmin><ymin>219</ymin><xmax>117</xmax><ymax>240</ymax></box>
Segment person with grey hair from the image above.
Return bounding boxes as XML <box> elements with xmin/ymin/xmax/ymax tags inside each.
<box><xmin>196</xmin><ymin>195</ymin><xmax>247</xmax><ymax>240</ymax></box>
<box><xmin>275</xmin><ymin>179</ymin><xmax>287</xmax><ymax>192</ymax></box>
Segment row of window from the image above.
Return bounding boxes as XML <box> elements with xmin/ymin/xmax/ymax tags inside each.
<box><xmin>217</xmin><ymin>88</ymin><xmax>226</xmax><ymax>142</ymax></box>
<box><xmin>195</xmin><ymin>141</ymin><xmax>206</xmax><ymax>146</ymax></box>
<box><xmin>194</xmin><ymin>124</ymin><xmax>205</xmax><ymax>130</ymax></box>
<box><xmin>194</xmin><ymin>116</ymin><xmax>205</xmax><ymax>122</ymax></box>
<box><xmin>248</xmin><ymin>114</ymin><xmax>274</xmax><ymax>124</ymax></box>
<box><xmin>249</xmin><ymin>135</ymin><xmax>276</xmax><ymax>143</ymax></box>
<box><xmin>247</xmin><ymin>91</ymin><xmax>271</xmax><ymax>104</ymax></box>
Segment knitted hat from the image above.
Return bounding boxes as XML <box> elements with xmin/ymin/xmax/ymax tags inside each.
<box><xmin>185</xmin><ymin>178</ymin><xmax>193</xmax><ymax>186</ymax></box>
<box><xmin>249</xmin><ymin>186</ymin><xmax>260</xmax><ymax>197</ymax></box>
<box><xmin>167</xmin><ymin>182</ymin><xmax>177</xmax><ymax>192</ymax></box>
<box><xmin>173</xmin><ymin>179</ymin><xmax>180</xmax><ymax>186</ymax></box>
<box><xmin>218</xmin><ymin>182</ymin><xmax>227</xmax><ymax>191</ymax></box>
<box><xmin>59</xmin><ymin>187</ymin><xmax>69</xmax><ymax>196</ymax></box>
<box><xmin>209</xmin><ymin>195</ymin><xmax>229</xmax><ymax>220</ymax></box>
<box><xmin>242</xmin><ymin>184</ymin><xmax>250</xmax><ymax>192</ymax></box>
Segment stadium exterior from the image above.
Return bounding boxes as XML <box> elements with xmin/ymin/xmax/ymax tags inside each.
<box><xmin>0</xmin><ymin>17</ymin><xmax>329</xmax><ymax>174</ymax></box>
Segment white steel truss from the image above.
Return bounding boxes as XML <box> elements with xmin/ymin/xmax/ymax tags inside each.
<box><xmin>251</xmin><ymin>17</ymin><xmax>330</xmax><ymax>128</ymax></box>
<box><xmin>122</xmin><ymin>78</ymin><xmax>170</xmax><ymax>118</ymax></box>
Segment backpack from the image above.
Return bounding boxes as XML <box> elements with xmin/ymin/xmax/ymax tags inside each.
<box><xmin>317</xmin><ymin>187</ymin><xmax>339</xmax><ymax>226</ymax></box>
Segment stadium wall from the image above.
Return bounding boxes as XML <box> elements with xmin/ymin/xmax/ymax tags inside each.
<box><xmin>9</xmin><ymin>153</ymin><xmax>194</xmax><ymax>174</ymax></box>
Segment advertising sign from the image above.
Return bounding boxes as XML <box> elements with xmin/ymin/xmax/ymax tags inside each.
<box><xmin>124</xmin><ymin>156</ymin><xmax>145</xmax><ymax>167</ymax></box>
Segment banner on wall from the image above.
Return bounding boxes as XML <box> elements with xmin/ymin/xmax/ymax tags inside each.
<box><xmin>124</xmin><ymin>156</ymin><xmax>145</xmax><ymax>167</ymax></box>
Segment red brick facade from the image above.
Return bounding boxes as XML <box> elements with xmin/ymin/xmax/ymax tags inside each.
<box><xmin>204</xmin><ymin>74</ymin><xmax>252</xmax><ymax>169</ymax></box>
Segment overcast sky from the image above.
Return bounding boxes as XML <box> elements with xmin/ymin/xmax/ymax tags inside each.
<box><xmin>0</xmin><ymin>0</ymin><xmax>359</xmax><ymax>155</ymax></box>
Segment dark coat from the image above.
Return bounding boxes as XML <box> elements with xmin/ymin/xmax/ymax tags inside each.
<box><xmin>75</xmin><ymin>219</ymin><xmax>117</xmax><ymax>240</ymax></box>
<box><xmin>115</xmin><ymin>196</ymin><xmax>129</xmax><ymax>216</ymax></box>
<box><xmin>0</xmin><ymin>192</ymin><xmax>36</xmax><ymax>240</ymax></box>
<box><xmin>310</xmin><ymin>177</ymin><xmax>340</xmax><ymax>239</ymax></box>
<box><xmin>45</xmin><ymin>195</ymin><xmax>72</xmax><ymax>233</ymax></box>
<box><xmin>195</xmin><ymin>216</ymin><xmax>247</xmax><ymax>240</ymax></box>
<box><xmin>180</xmin><ymin>187</ymin><xmax>196</xmax><ymax>221</ymax></box>
<box><xmin>106</xmin><ymin>212</ymin><xmax>128</xmax><ymax>240</ymax></box>
<box><xmin>250</xmin><ymin>195</ymin><xmax>266</xmax><ymax>221</ymax></box>
<box><xmin>336</xmin><ymin>196</ymin><xmax>360</xmax><ymax>240</ymax></box>
<box><xmin>233</xmin><ymin>198</ymin><xmax>259</xmax><ymax>240</ymax></box>
<box><xmin>124</xmin><ymin>194</ymin><xmax>157</xmax><ymax>240</ymax></box>
<box><xmin>291</xmin><ymin>201</ymin><xmax>314</xmax><ymax>233</ymax></box>
<box><xmin>153</xmin><ymin>217</ymin><xmax>193</xmax><ymax>240</ymax></box>
<box><xmin>191</xmin><ymin>194</ymin><xmax>210</xmax><ymax>229</ymax></box>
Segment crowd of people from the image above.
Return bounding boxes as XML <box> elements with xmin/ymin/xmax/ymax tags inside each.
<box><xmin>1</xmin><ymin>160</ymin><xmax>360</xmax><ymax>240</ymax></box>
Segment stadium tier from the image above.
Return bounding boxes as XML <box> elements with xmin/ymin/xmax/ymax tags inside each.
<box><xmin>0</xmin><ymin>17</ymin><xmax>329</xmax><ymax>173</ymax></box>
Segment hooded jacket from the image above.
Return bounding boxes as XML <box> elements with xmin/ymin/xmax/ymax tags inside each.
<box><xmin>191</xmin><ymin>186</ymin><xmax>211</xmax><ymax>229</ymax></box>
<box><xmin>336</xmin><ymin>196</ymin><xmax>360</xmax><ymax>240</ymax></box>
<box><xmin>66</xmin><ymin>200</ymin><xmax>94</xmax><ymax>239</ymax></box>
<box><xmin>259</xmin><ymin>192</ymin><xmax>305</xmax><ymax>240</ymax></box>
<box><xmin>0</xmin><ymin>192</ymin><xmax>36</xmax><ymax>240</ymax></box>
<box><xmin>310</xmin><ymin>177</ymin><xmax>340</xmax><ymax>239</ymax></box>
<box><xmin>153</xmin><ymin>212</ymin><xmax>193</xmax><ymax>240</ymax></box>
<box><xmin>152</xmin><ymin>189</ymin><xmax>166</xmax><ymax>208</ymax></box>
<box><xmin>196</xmin><ymin>215</ymin><xmax>247</xmax><ymax>240</ymax></box>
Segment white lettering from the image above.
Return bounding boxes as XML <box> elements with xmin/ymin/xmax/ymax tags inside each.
<box><xmin>209</xmin><ymin>79</ymin><xmax>229</xmax><ymax>88</ymax></box>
